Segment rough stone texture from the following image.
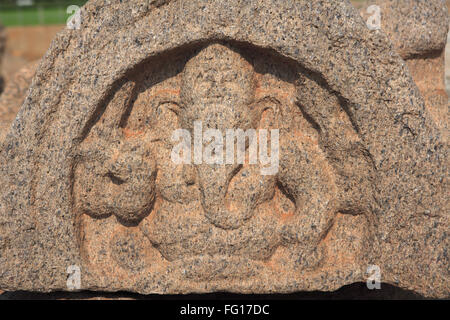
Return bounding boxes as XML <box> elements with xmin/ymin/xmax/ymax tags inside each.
<box><xmin>0</xmin><ymin>0</ymin><xmax>448</xmax><ymax>298</ymax></box>
<box><xmin>0</xmin><ymin>24</ymin><xmax>6</xmax><ymax>94</ymax></box>
<box><xmin>0</xmin><ymin>61</ymin><xmax>38</xmax><ymax>145</ymax></box>
<box><xmin>446</xmin><ymin>31</ymin><xmax>450</xmax><ymax>96</ymax></box>
<box><xmin>361</xmin><ymin>0</ymin><xmax>449</xmax><ymax>135</ymax></box>
<box><xmin>0</xmin><ymin>282</ymin><xmax>426</xmax><ymax>300</ymax></box>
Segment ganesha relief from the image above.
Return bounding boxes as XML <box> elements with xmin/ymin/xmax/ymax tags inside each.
<box><xmin>0</xmin><ymin>0</ymin><xmax>446</xmax><ymax>298</ymax></box>
<box><xmin>73</xmin><ymin>43</ymin><xmax>374</xmax><ymax>285</ymax></box>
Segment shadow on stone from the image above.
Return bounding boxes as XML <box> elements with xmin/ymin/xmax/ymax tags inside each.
<box><xmin>0</xmin><ymin>283</ymin><xmax>424</xmax><ymax>300</ymax></box>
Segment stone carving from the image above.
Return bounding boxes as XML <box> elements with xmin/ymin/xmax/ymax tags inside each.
<box><xmin>0</xmin><ymin>0</ymin><xmax>448</xmax><ymax>297</ymax></box>
<box><xmin>0</xmin><ymin>24</ymin><xmax>5</xmax><ymax>94</ymax></box>
<box><xmin>361</xmin><ymin>0</ymin><xmax>449</xmax><ymax>134</ymax></box>
<box><xmin>0</xmin><ymin>61</ymin><xmax>38</xmax><ymax>144</ymax></box>
<box><xmin>75</xmin><ymin>43</ymin><xmax>351</xmax><ymax>276</ymax></box>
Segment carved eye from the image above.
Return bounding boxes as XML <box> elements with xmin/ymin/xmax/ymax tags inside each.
<box><xmin>249</xmin><ymin>97</ymin><xmax>280</xmax><ymax>128</ymax></box>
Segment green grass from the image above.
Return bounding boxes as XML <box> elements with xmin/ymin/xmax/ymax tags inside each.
<box><xmin>0</xmin><ymin>7</ymin><xmax>63</xmax><ymax>26</ymax></box>
<box><xmin>0</xmin><ymin>2</ymin><xmax>87</xmax><ymax>26</ymax></box>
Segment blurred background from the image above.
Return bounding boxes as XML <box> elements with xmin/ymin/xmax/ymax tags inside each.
<box><xmin>0</xmin><ymin>0</ymin><xmax>85</xmax><ymax>81</ymax></box>
<box><xmin>0</xmin><ymin>0</ymin><xmax>86</xmax><ymax>26</ymax></box>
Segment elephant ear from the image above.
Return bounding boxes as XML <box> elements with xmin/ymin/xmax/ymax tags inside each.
<box><xmin>117</xmin><ymin>80</ymin><xmax>181</xmax><ymax>150</ymax></box>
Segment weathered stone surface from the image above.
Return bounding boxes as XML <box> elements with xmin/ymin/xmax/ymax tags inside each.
<box><xmin>0</xmin><ymin>0</ymin><xmax>448</xmax><ymax>297</ymax></box>
<box><xmin>446</xmin><ymin>31</ymin><xmax>450</xmax><ymax>95</ymax></box>
<box><xmin>0</xmin><ymin>61</ymin><xmax>38</xmax><ymax>145</ymax></box>
<box><xmin>365</xmin><ymin>0</ymin><xmax>448</xmax><ymax>58</ymax></box>
<box><xmin>361</xmin><ymin>0</ymin><xmax>449</xmax><ymax>135</ymax></box>
<box><xmin>0</xmin><ymin>24</ymin><xmax>6</xmax><ymax>94</ymax></box>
